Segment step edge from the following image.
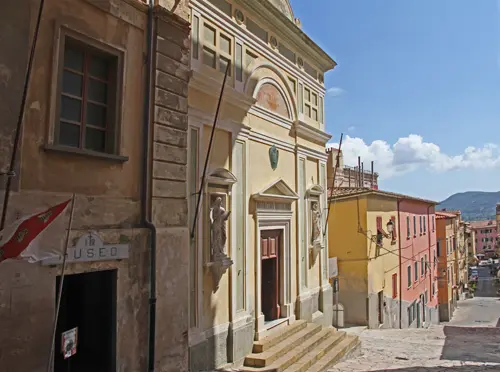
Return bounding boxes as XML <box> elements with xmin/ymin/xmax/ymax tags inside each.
<box><xmin>246</xmin><ymin>324</ymin><xmax>323</xmax><ymax>365</ymax></box>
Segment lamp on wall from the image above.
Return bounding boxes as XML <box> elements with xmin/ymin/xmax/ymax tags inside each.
<box><xmin>386</xmin><ymin>220</ymin><xmax>394</xmax><ymax>234</ymax></box>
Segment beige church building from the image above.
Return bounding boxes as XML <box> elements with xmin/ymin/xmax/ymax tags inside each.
<box><xmin>187</xmin><ymin>0</ymin><xmax>338</xmax><ymax>369</ymax></box>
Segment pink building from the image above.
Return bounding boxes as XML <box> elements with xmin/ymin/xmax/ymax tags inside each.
<box><xmin>469</xmin><ymin>220</ymin><xmax>497</xmax><ymax>257</ymax></box>
<box><xmin>399</xmin><ymin>199</ymin><xmax>439</xmax><ymax>328</ymax></box>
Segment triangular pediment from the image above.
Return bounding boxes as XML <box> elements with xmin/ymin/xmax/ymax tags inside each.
<box><xmin>252</xmin><ymin>178</ymin><xmax>299</xmax><ymax>203</ymax></box>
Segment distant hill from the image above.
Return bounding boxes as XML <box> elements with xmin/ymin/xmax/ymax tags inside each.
<box><xmin>438</xmin><ymin>191</ymin><xmax>500</xmax><ymax>221</ymax></box>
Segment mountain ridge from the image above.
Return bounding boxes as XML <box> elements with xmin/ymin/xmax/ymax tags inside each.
<box><xmin>438</xmin><ymin>191</ymin><xmax>500</xmax><ymax>221</ymax></box>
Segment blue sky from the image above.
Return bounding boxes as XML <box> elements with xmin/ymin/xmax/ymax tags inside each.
<box><xmin>289</xmin><ymin>0</ymin><xmax>500</xmax><ymax>202</ymax></box>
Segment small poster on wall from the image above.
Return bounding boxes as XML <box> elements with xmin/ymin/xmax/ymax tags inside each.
<box><xmin>61</xmin><ymin>327</ymin><xmax>78</xmax><ymax>359</ymax></box>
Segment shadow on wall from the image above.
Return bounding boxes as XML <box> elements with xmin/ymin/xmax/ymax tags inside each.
<box><xmin>440</xmin><ymin>326</ymin><xmax>500</xmax><ymax>364</ymax></box>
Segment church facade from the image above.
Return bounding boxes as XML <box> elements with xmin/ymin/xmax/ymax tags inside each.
<box><xmin>187</xmin><ymin>0</ymin><xmax>337</xmax><ymax>369</ymax></box>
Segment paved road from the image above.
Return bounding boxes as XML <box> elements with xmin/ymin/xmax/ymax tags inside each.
<box><xmin>329</xmin><ymin>268</ymin><xmax>500</xmax><ymax>372</ymax></box>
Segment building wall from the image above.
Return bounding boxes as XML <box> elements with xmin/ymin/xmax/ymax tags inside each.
<box><xmin>0</xmin><ymin>0</ymin><xmax>153</xmax><ymax>371</ymax></box>
<box><xmin>328</xmin><ymin>197</ymin><xmax>369</xmax><ymax>326</ymax></box>
<box><xmin>187</xmin><ymin>0</ymin><xmax>335</xmax><ymax>369</ymax></box>
<box><xmin>436</xmin><ymin>217</ymin><xmax>456</xmax><ymax>321</ymax></box>
<box><xmin>470</xmin><ymin>221</ymin><xmax>497</xmax><ymax>256</ymax></box>
<box><xmin>365</xmin><ymin>196</ymin><xmax>399</xmax><ymax>329</ymax></box>
<box><xmin>399</xmin><ymin>201</ymin><xmax>438</xmax><ymax>328</ymax></box>
<box><xmin>326</xmin><ymin>149</ymin><xmax>378</xmax><ymax>189</ymax></box>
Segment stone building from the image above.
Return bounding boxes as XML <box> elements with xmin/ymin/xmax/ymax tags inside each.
<box><xmin>326</xmin><ymin>148</ymin><xmax>379</xmax><ymax>190</ymax></box>
<box><xmin>186</xmin><ymin>0</ymin><xmax>347</xmax><ymax>370</ymax></box>
<box><xmin>0</xmin><ymin>0</ymin><xmax>191</xmax><ymax>371</ymax></box>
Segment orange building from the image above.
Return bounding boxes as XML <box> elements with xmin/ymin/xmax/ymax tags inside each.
<box><xmin>435</xmin><ymin>211</ymin><xmax>460</xmax><ymax>321</ymax></box>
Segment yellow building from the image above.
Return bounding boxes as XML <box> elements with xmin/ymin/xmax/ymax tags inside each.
<box><xmin>187</xmin><ymin>0</ymin><xmax>346</xmax><ymax>370</ymax></box>
<box><xmin>436</xmin><ymin>211</ymin><xmax>459</xmax><ymax>321</ymax></box>
<box><xmin>328</xmin><ymin>189</ymin><xmax>400</xmax><ymax>328</ymax></box>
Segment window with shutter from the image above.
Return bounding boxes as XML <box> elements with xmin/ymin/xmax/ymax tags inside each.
<box><xmin>391</xmin><ymin>216</ymin><xmax>397</xmax><ymax>241</ymax></box>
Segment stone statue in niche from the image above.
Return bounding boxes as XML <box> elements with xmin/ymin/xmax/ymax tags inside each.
<box><xmin>210</xmin><ymin>196</ymin><xmax>231</xmax><ymax>259</ymax></box>
<box><xmin>311</xmin><ymin>201</ymin><xmax>322</xmax><ymax>245</ymax></box>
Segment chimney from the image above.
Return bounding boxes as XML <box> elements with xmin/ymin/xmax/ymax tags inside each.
<box><xmin>371</xmin><ymin>161</ymin><xmax>374</xmax><ymax>189</ymax></box>
<box><xmin>357</xmin><ymin>156</ymin><xmax>361</xmax><ymax>187</ymax></box>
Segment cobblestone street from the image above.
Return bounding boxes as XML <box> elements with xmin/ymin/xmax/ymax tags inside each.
<box><xmin>329</xmin><ymin>275</ymin><xmax>500</xmax><ymax>371</ymax></box>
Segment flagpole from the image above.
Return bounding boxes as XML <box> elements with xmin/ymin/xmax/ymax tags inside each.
<box><xmin>47</xmin><ymin>193</ymin><xmax>76</xmax><ymax>372</ymax></box>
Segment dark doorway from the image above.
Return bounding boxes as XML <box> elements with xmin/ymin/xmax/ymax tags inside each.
<box><xmin>54</xmin><ymin>270</ymin><xmax>117</xmax><ymax>372</ymax></box>
<box><xmin>377</xmin><ymin>290</ymin><xmax>384</xmax><ymax>325</ymax></box>
<box><xmin>261</xmin><ymin>230</ymin><xmax>281</xmax><ymax>321</ymax></box>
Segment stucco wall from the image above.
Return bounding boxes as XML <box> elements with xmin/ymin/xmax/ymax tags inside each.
<box><xmin>328</xmin><ymin>197</ymin><xmax>369</xmax><ymax>325</ymax></box>
<box><xmin>0</xmin><ymin>1</ymin><xmax>152</xmax><ymax>371</ymax></box>
<box><xmin>399</xmin><ymin>201</ymin><xmax>437</xmax><ymax>328</ymax></box>
<box><xmin>366</xmin><ymin>195</ymin><xmax>399</xmax><ymax>329</ymax></box>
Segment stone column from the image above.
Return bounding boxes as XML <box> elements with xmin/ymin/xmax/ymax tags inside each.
<box><xmin>151</xmin><ymin>6</ymin><xmax>191</xmax><ymax>372</ymax></box>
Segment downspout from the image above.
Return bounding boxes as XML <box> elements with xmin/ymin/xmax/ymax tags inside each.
<box><xmin>397</xmin><ymin>199</ymin><xmax>402</xmax><ymax>329</ymax></box>
<box><xmin>143</xmin><ymin>1</ymin><xmax>157</xmax><ymax>371</ymax></box>
<box><xmin>426</xmin><ymin>205</ymin><xmax>432</xmax><ymax>322</ymax></box>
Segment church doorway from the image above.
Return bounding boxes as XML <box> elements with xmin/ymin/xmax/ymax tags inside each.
<box><xmin>54</xmin><ymin>270</ymin><xmax>117</xmax><ymax>372</ymax></box>
<box><xmin>261</xmin><ymin>230</ymin><xmax>281</xmax><ymax>322</ymax></box>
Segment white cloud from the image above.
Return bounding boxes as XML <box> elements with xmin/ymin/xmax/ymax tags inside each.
<box><xmin>326</xmin><ymin>87</ymin><xmax>344</xmax><ymax>97</ymax></box>
<box><xmin>347</xmin><ymin>125</ymin><xmax>356</xmax><ymax>132</ymax></box>
<box><xmin>328</xmin><ymin>134</ymin><xmax>500</xmax><ymax>179</ymax></box>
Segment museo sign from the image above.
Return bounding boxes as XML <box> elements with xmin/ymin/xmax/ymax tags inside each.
<box><xmin>42</xmin><ymin>231</ymin><xmax>129</xmax><ymax>265</ymax></box>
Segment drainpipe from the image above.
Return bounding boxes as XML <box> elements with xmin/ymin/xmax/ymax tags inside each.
<box><xmin>143</xmin><ymin>1</ymin><xmax>157</xmax><ymax>371</ymax></box>
<box><xmin>426</xmin><ymin>205</ymin><xmax>432</xmax><ymax>322</ymax></box>
<box><xmin>397</xmin><ymin>199</ymin><xmax>402</xmax><ymax>328</ymax></box>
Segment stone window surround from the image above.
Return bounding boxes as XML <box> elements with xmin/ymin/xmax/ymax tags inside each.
<box><xmin>190</xmin><ymin>1</ymin><xmax>326</xmax><ymax>94</ymax></box>
<box><xmin>44</xmin><ymin>23</ymin><xmax>128</xmax><ymax>163</ymax></box>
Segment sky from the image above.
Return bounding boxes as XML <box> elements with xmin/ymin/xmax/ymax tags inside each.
<box><xmin>289</xmin><ymin>0</ymin><xmax>500</xmax><ymax>202</ymax></box>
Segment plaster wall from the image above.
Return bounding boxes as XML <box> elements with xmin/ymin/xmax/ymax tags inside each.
<box><xmin>328</xmin><ymin>197</ymin><xmax>369</xmax><ymax>326</ymax></box>
<box><xmin>0</xmin><ymin>0</ymin><xmax>154</xmax><ymax>371</ymax></box>
<box><xmin>366</xmin><ymin>196</ymin><xmax>399</xmax><ymax>329</ymax></box>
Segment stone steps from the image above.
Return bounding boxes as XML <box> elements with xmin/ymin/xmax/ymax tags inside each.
<box><xmin>240</xmin><ymin>321</ymin><xmax>360</xmax><ymax>372</ymax></box>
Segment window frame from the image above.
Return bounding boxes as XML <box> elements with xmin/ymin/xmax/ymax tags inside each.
<box><xmin>413</xmin><ymin>215</ymin><xmax>417</xmax><ymax>237</ymax></box>
<box><xmin>406</xmin><ymin>216</ymin><xmax>411</xmax><ymax>238</ymax></box>
<box><xmin>48</xmin><ymin>26</ymin><xmax>125</xmax><ymax>160</ymax></box>
<box><xmin>51</xmin><ymin>27</ymin><xmax>124</xmax><ymax>155</ymax></box>
<box><xmin>303</xmin><ymin>85</ymin><xmax>319</xmax><ymax>121</ymax></box>
<box><xmin>392</xmin><ymin>273</ymin><xmax>398</xmax><ymax>298</ymax></box>
<box><xmin>201</xmin><ymin>19</ymin><xmax>234</xmax><ymax>77</ymax></box>
<box><xmin>407</xmin><ymin>265</ymin><xmax>412</xmax><ymax>288</ymax></box>
<box><xmin>414</xmin><ymin>261</ymin><xmax>418</xmax><ymax>282</ymax></box>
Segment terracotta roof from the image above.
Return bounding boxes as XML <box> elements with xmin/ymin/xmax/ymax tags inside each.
<box><xmin>328</xmin><ymin>187</ymin><xmax>438</xmax><ymax>205</ymax></box>
<box><xmin>469</xmin><ymin>220</ymin><xmax>496</xmax><ymax>229</ymax></box>
<box><xmin>435</xmin><ymin>211</ymin><xmax>461</xmax><ymax>219</ymax></box>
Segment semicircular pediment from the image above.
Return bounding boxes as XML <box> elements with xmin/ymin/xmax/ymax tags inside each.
<box><xmin>256</xmin><ymin>82</ymin><xmax>291</xmax><ymax>119</ymax></box>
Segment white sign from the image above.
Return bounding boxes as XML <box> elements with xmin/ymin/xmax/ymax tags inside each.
<box><xmin>328</xmin><ymin>257</ymin><xmax>338</xmax><ymax>278</ymax></box>
<box><xmin>42</xmin><ymin>231</ymin><xmax>129</xmax><ymax>265</ymax></box>
<box><xmin>61</xmin><ymin>327</ymin><xmax>78</xmax><ymax>359</ymax></box>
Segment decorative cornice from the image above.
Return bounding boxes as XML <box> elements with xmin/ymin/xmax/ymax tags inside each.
<box><xmin>296</xmin><ymin>144</ymin><xmax>329</xmax><ymax>161</ymax></box>
<box><xmin>248</xmin><ymin>105</ymin><xmax>294</xmax><ymax>130</ymax></box>
<box><xmin>188</xmin><ymin>106</ymin><xmax>252</xmax><ymax>135</ymax></box>
<box><xmin>294</xmin><ymin>119</ymin><xmax>332</xmax><ymax>146</ymax></box>
<box><xmin>190</xmin><ymin>0</ymin><xmax>327</xmax><ymax>93</ymax></box>
<box><xmin>240</xmin><ymin>0</ymin><xmax>336</xmax><ymax>72</ymax></box>
<box><xmin>190</xmin><ymin>69</ymin><xmax>256</xmax><ymax>112</ymax></box>
<box><xmin>248</xmin><ymin>130</ymin><xmax>295</xmax><ymax>152</ymax></box>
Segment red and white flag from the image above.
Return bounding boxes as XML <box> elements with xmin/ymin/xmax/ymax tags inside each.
<box><xmin>0</xmin><ymin>199</ymin><xmax>72</xmax><ymax>264</ymax></box>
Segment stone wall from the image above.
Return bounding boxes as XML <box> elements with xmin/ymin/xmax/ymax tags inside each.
<box><xmin>151</xmin><ymin>6</ymin><xmax>191</xmax><ymax>372</ymax></box>
<box><xmin>0</xmin><ymin>192</ymin><xmax>150</xmax><ymax>372</ymax></box>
